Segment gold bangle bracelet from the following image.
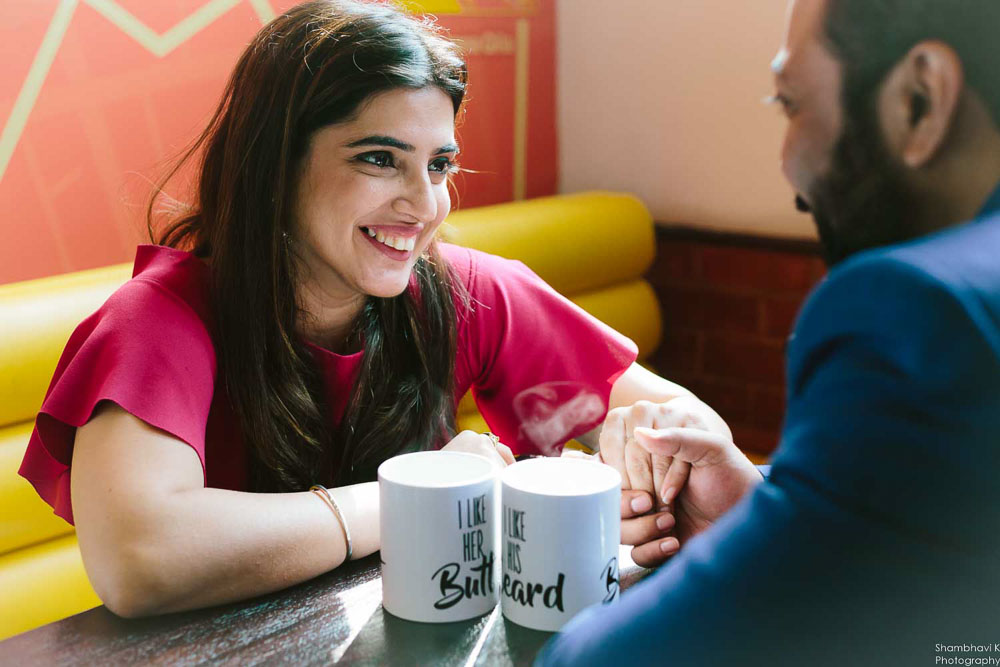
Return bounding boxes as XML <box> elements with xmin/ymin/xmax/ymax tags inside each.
<box><xmin>309</xmin><ymin>485</ymin><xmax>353</xmax><ymax>562</ymax></box>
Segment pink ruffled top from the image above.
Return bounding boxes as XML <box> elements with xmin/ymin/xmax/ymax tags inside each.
<box><xmin>19</xmin><ymin>243</ymin><xmax>637</xmax><ymax>523</ymax></box>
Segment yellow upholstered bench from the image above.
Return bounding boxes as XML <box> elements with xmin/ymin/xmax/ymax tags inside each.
<box><xmin>0</xmin><ymin>191</ymin><xmax>660</xmax><ymax>639</ymax></box>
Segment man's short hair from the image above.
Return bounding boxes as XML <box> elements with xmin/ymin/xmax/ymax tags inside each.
<box><xmin>824</xmin><ymin>0</ymin><xmax>1000</xmax><ymax>126</ymax></box>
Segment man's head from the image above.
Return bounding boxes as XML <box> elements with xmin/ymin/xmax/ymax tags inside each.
<box><xmin>773</xmin><ymin>0</ymin><xmax>1000</xmax><ymax>266</ymax></box>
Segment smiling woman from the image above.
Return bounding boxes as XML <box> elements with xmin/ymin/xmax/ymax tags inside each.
<box><xmin>17</xmin><ymin>0</ymin><xmax>734</xmax><ymax>619</ymax></box>
<box><xmin>148</xmin><ymin>1</ymin><xmax>475</xmax><ymax>496</ymax></box>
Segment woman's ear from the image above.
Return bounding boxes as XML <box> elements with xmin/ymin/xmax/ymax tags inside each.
<box><xmin>879</xmin><ymin>40</ymin><xmax>964</xmax><ymax>168</ymax></box>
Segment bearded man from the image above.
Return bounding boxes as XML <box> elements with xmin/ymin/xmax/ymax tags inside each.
<box><xmin>539</xmin><ymin>1</ymin><xmax>1000</xmax><ymax>664</ymax></box>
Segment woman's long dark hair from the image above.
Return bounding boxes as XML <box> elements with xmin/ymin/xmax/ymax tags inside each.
<box><xmin>147</xmin><ymin>0</ymin><xmax>468</xmax><ymax>490</ymax></box>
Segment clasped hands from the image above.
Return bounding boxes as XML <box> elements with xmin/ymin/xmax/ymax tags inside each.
<box><xmin>584</xmin><ymin>395</ymin><xmax>763</xmax><ymax>567</ymax></box>
<box><xmin>440</xmin><ymin>395</ymin><xmax>761</xmax><ymax>568</ymax></box>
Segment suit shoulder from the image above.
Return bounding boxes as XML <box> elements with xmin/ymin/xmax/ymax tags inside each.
<box><xmin>790</xmin><ymin>239</ymin><xmax>1000</xmax><ymax>387</ymax></box>
<box><xmin>800</xmin><ymin>218</ymin><xmax>1000</xmax><ymax>342</ymax></box>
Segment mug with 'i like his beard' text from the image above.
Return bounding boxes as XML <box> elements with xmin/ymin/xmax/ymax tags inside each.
<box><xmin>500</xmin><ymin>457</ymin><xmax>621</xmax><ymax>632</ymax></box>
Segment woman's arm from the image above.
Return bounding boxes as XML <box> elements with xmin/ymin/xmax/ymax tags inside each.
<box><xmin>607</xmin><ymin>362</ymin><xmax>695</xmax><ymax>408</ymax></box>
<box><xmin>71</xmin><ymin>402</ymin><xmax>378</xmax><ymax>618</ymax></box>
<box><xmin>575</xmin><ymin>363</ymin><xmax>700</xmax><ymax>450</ymax></box>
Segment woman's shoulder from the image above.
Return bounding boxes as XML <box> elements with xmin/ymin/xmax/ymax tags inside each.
<box><xmin>437</xmin><ymin>242</ymin><xmax>477</xmax><ymax>289</ymax></box>
<box><xmin>117</xmin><ymin>244</ymin><xmax>212</xmax><ymax>319</ymax></box>
<box><xmin>46</xmin><ymin>244</ymin><xmax>220</xmax><ymax>432</ymax></box>
<box><xmin>97</xmin><ymin>245</ymin><xmax>214</xmax><ymax>342</ymax></box>
<box><xmin>437</xmin><ymin>242</ymin><xmax>540</xmax><ymax>299</ymax></box>
<box><xmin>62</xmin><ymin>245</ymin><xmax>219</xmax><ymax>380</ymax></box>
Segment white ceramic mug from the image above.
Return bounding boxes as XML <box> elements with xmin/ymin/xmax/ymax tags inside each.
<box><xmin>379</xmin><ymin>451</ymin><xmax>500</xmax><ymax>623</ymax></box>
<box><xmin>500</xmin><ymin>457</ymin><xmax>621</xmax><ymax>632</ymax></box>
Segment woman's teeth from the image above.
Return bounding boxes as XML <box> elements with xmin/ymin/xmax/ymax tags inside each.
<box><xmin>364</xmin><ymin>227</ymin><xmax>415</xmax><ymax>252</ymax></box>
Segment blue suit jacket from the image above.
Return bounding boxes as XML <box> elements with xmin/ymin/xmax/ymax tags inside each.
<box><xmin>538</xmin><ymin>189</ymin><xmax>1000</xmax><ymax>667</ymax></box>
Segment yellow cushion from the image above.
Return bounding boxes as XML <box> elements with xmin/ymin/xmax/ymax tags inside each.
<box><xmin>455</xmin><ymin>411</ymin><xmax>490</xmax><ymax>434</ymax></box>
<box><xmin>0</xmin><ymin>422</ymin><xmax>72</xmax><ymax>556</ymax></box>
<box><xmin>0</xmin><ymin>264</ymin><xmax>132</xmax><ymax>428</ymax></box>
<box><xmin>0</xmin><ymin>534</ymin><xmax>100</xmax><ymax>640</ymax></box>
<box><xmin>442</xmin><ymin>192</ymin><xmax>655</xmax><ymax>295</ymax></box>
<box><xmin>569</xmin><ymin>280</ymin><xmax>661</xmax><ymax>360</ymax></box>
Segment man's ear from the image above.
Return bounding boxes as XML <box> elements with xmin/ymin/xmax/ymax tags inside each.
<box><xmin>879</xmin><ymin>40</ymin><xmax>964</xmax><ymax>168</ymax></box>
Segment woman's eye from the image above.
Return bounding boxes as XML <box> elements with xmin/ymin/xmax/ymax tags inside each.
<box><xmin>429</xmin><ymin>157</ymin><xmax>457</xmax><ymax>174</ymax></box>
<box><xmin>358</xmin><ymin>151</ymin><xmax>394</xmax><ymax>168</ymax></box>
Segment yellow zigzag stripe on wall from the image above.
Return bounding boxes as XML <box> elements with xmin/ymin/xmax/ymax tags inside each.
<box><xmin>86</xmin><ymin>0</ymin><xmax>243</xmax><ymax>57</ymax></box>
<box><xmin>0</xmin><ymin>0</ymin><xmax>275</xmax><ymax>185</ymax></box>
<box><xmin>395</xmin><ymin>0</ymin><xmax>463</xmax><ymax>13</ymax></box>
<box><xmin>0</xmin><ymin>0</ymin><xmax>76</xmax><ymax>187</ymax></box>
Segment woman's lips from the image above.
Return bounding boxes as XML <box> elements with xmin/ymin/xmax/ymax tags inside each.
<box><xmin>361</xmin><ymin>226</ymin><xmax>418</xmax><ymax>251</ymax></box>
<box><xmin>360</xmin><ymin>226</ymin><xmax>413</xmax><ymax>260</ymax></box>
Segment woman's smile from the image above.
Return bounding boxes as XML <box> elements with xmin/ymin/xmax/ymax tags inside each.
<box><xmin>358</xmin><ymin>224</ymin><xmax>424</xmax><ymax>259</ymax></box>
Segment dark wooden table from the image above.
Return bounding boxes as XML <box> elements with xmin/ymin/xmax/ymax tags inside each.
<box><xmin>1</xmin><ymin>546</ymin><xmax>652</xmax><ymax>666</ymax></box>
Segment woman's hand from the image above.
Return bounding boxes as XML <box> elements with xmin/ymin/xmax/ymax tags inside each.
<box><xmin>600</xmin><ymin>395</ymin><xmax>731</xmax><ymax>505</ymax></box>
<box><xmin>441</xmin><ymin>430</ymin><xmax>515</xmax><ymax>468</ymax></box>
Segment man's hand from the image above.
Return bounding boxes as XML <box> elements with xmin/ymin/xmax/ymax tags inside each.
<box><xmin>627</xmin><ymin>426</ymin><xmax>763</xmax><ymax>566</ymax></box>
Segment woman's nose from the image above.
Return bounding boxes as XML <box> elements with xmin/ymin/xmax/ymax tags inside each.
<box><xmin>394</xmin><ymin>171</ymin><xmax>438</xmax><ymax>223</ymax></box>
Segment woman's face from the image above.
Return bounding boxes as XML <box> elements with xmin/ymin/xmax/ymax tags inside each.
<box><xmin>292</xmin><ymin>86</ymin><xmax>458</xmax><ymax>301</ymax></box>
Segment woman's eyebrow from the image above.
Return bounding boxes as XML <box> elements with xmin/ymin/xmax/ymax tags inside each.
<box><xmin>346</xmin><ymin>135</ymin><xmax>458</xmax><ymax>155</ymax></box>
<box><xmin>346</xmin><ymin>135</ymin><xmax>414</xmax><ymax>151</ymax></box>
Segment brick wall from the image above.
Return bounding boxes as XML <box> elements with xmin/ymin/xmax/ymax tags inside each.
<box><xmin>646</xmin><ymin>228</ymin><xmax>827</xmax><ymax>459</ymax></box>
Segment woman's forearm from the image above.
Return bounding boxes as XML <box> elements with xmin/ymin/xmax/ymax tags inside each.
<box><xmin>608</xmin><ymin>362</ymin><xmax>694</xmax><ymax>410</ymax></box>
<box><xmin>97</xmin><ymin>482</ymin><xmax>378</xmax><ymax>617</ymax></box>
<box><xmin>72</xmin><ymin>405</ymin><xmax>381</xmax><ymax>618</ymax></box>
<box><xmin>577</xmin><ymin>363</ymin><xmax>695</xmax><ymax>450</ymax></box>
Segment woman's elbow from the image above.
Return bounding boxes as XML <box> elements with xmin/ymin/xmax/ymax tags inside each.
<box><xmin>85</xmin><ymin>541</ymin><xmax>173</xmax><ymax>619</ymax></box>
<box><xmin>100</xmin><ymin>582</ymin><xmax>156</xmax><ymax>619</ymax></box>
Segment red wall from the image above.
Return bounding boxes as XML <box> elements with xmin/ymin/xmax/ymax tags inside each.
<box><xmin>0</xmin><ymin>0</ymin><xmax>556</xmax><ymax>285</ymax></box>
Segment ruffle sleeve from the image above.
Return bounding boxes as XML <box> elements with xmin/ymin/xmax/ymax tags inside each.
<box><xmin>18</xmin><ymin>275</ymin><xmax>217</xmax><ymax>524</ymax></box>
<box><xmin>449</xmin><ymin>245</ymin><xmax>638</xmax><ymax>456</ymax></box>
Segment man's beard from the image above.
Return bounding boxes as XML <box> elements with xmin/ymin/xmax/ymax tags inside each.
<box><xmin>798</xmin><ymin>97</ymin><xmax>917</xmax><ymax>267</ymax></box>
